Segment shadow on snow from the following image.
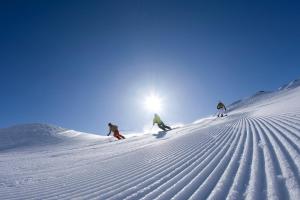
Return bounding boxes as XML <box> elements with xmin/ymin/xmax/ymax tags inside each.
<box><xmin>152</xmin><ymin>131</ymin><xmax>167</xmax><ymax>139</ymax></box>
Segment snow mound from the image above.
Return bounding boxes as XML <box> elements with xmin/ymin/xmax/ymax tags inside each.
<box><xmin>0</xmin><ymin>123</ymin><xmax>102</xmax><ymax>150</ymax></box>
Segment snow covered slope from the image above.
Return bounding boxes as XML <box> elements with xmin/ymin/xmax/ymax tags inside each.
<box><xmin>1</xmin><ymin>80</ymin><xmax>300</xmax><ymax>200</ymax></box>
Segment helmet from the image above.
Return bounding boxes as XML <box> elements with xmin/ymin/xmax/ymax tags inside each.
<box><xmin>108</xmin><ymin>122</ymin><xmax>112</xmax><ymax>126</ymax></box>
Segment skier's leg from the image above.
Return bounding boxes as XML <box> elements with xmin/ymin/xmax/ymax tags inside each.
<box><xmin>165</xmin><ymin>125</ymin><xmax>172</xmax><ymax>130</ymax></box>
<box><xmin>220</xmin><ymin>108</ymin><xmax>225</xmax><ymax>117</ymax></box>
<box><xmin>116</xmin><ymin>135</ymin><xmax>122</xmax><ymax>140</ymax></box>
<box><xmin>113</xmin><ymin>134</ymin><xmax>119</xmax><ymax>140</ymax></box>
<box><xmin>114</xmin><ymin>131</ymin><xmax>122</xmax><ymax>140</ymax></box>
<box><xmin>120</xmin><ymin>134</ymin><xmax>125</xmax><ymax>139</ymax></box>
<box><xmin>161</xmin><ymin>122</ymin><xmax>171</xmax><ymax>130</ymax></box>
<box><xmin>158</xmin><ymin>123</ymin><xmax>166</xmax><ymax>131</ymax></box>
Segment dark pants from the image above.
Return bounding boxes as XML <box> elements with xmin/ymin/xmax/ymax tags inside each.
<box><xmin>217</xmin><ymin>108</ymin><xmax>226</xmax><ymax>117</ymax></box>
<box><xmin>158</xmin><ymin>122</ymin><xmax>172</xmax><ymax>131</ymax></box>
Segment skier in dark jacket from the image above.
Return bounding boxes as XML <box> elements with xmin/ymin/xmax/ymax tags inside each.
<box><xmin>153</xmin><ymin>113</ymin><xmax>172</xmax><ymax>131</ymax></box>
<box><xmin>107</xmin><ymin>123</ymin><xmax>125</xmax><ymax>140</ymax></box>
<box><xmin>217</xmin><ymin>101</ymin><xmax>227</xmax><ymax>117</ymax></box>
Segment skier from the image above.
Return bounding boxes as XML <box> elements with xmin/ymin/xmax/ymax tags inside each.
<box><xmin>153</xmin><ymin>113</ymin><xmax>172</xmax><ymax>131</ymax></box>
<box><xmin>107</xmin><ymin>122</ymin><xmax>125</xmax><ymax>140</ymax></box>
<box><xmin>217</xmin><ymin>101</ymin><xmax>227</xmax><ymax>117</ymax></box>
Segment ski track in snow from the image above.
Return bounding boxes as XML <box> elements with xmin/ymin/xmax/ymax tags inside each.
<box><xmin>1</xmin><ymin>87</ymin><xmax>300</xmax><ymax>199</ymax></box>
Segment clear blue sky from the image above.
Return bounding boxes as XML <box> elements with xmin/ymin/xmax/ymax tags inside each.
<box><xmin>1</xmin><ymin>0</ymin><xmax>300</xmax><ymax>134</ymax></box>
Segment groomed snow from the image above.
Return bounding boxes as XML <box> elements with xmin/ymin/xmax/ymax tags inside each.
<box><xmin>0</xmin><ymin>80</ymin><xmax>300</xmax><ymax>199</ymax></box>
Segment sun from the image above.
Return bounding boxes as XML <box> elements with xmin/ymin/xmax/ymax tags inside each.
<box><xmin>144</xmin><ymin>93</ymin><xmax>163</xmax><ymax>113</ymax></box>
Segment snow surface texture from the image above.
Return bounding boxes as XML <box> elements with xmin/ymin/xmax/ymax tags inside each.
<box><xmin>1</xmin><ymin>80</ymin><xmax>300</xmax><ymax>200</ymax></box>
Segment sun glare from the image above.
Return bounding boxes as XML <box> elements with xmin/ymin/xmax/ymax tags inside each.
<box><xmin>144</xmin><ymin>93</ymin><xmax>163</xmax><ymax>113</ymax></box>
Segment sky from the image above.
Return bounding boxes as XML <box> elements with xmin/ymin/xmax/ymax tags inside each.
<box><xmin>0</xmin><ymin>0</ymin><xmax>300</xmax><ymax>134</ymax></box>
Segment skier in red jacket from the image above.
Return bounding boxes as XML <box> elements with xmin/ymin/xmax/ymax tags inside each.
<box><xmin>107</xmin><ymin>123</ymin><xmax>125</xmax><ymax>140</ymax></box>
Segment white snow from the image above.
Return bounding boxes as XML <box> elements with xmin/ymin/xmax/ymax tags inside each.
<box><xmin>1</xmin><ymin>79</ymin><xmax>300</xmax><ymax>199</ymax></box>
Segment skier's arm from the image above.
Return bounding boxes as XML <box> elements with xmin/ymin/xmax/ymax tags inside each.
<box><xmin>224</xmin><ymin>105</ymin><xmax>227</xmax><ymax>111</ymax></box>
<box><xmin>107</xmin><ymin>130</ymin><xmax>111</xmax><ymax>136</ymax></box>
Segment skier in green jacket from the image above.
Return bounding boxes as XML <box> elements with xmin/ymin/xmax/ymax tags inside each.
<box><xmin>217</xmin><ymin>101</ymin><xmax>227</xmax><ymax>117</ymax></box>
<box><xmin>153</xmin><ymin>113</ymin><xmax>172</xmax><ymax>131</ymax></box>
